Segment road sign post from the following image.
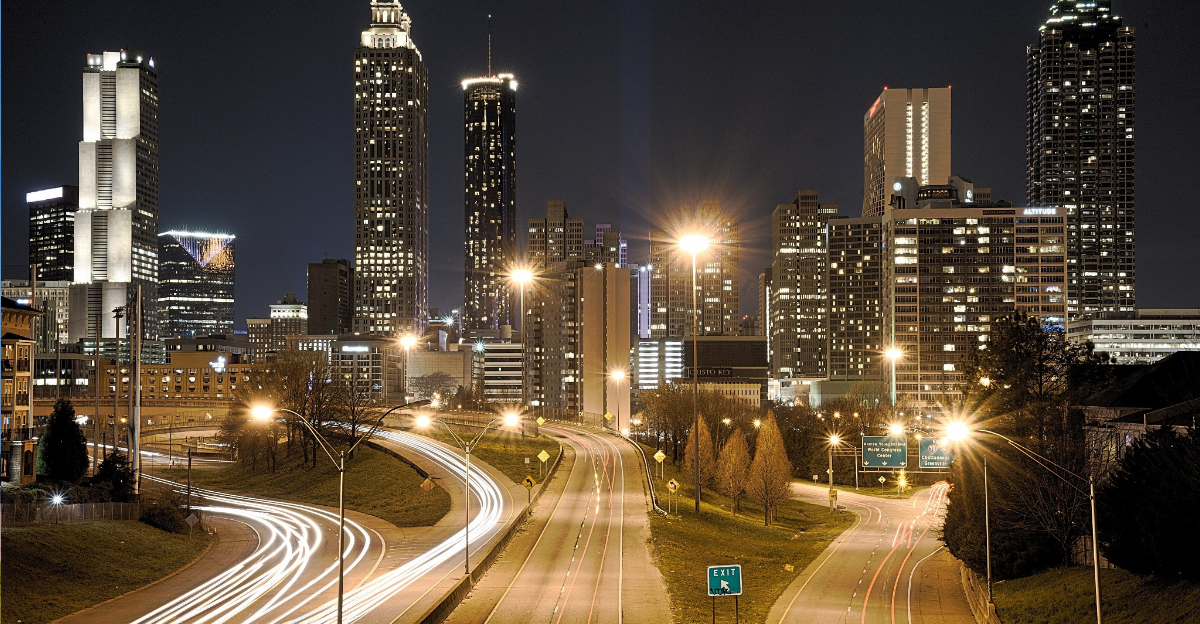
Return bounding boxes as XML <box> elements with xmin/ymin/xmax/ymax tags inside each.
<box><xmin>862</xmin><ymin>435</ymin><xmax>908</xmax><ymax>469</ymax></box>
<box><xmin>538</xmin><ymin>449</ymin><xmax>550</xmax><ymax>479</ymax></box>
<box><xmin>708</xmin><ymin>564</ymin><xmax>743</xmax><ymax>623</ymax></box>
<box><xmin>667</xmin><ymin>478</ymin><xmax>679</xmax><ymax>515</ymax></box>
<box><xmin>654</xmin><ymin>449</ymin><xmax>666</xmax><ymax>481</ymax></box>
<box><xmin>918</xmin><ymin>437</ymin><xmax>953</xmax><ymax>470</ymax></box>
<box><xmin>522</xmin><ymin>475</ymin><xmax>535</xmax><ymax>504</ymax></box>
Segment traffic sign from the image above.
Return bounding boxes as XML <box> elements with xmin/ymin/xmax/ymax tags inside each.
<box><xmin>919</xmin><ymin>437</ymin><xmax>953</xmax><ymax>469</ymax></box>
<box><xmin>185</xmin><ymin>513</ymin><xmax>199</xmax><ymax>527</ymax></box>
<box><xmin>538</xmin><ymin>449</ymin><xmax>551</xmax><ymax>463</ymax></box>
<box><xmin>862</xmin><ymin>435</ymin><xmax>908</xmax><ymax>468</ymax></box>
<box><xmin>522</xmin><ymin>476</ymin><xmax>535</xmax><ymax>489</ymax></box>
<box><xmin>828</xmin><ymin>488</ymin><xmax>837</xmax><ymax>501</ymax></box>
<box><xmin>603</xmin><ymin>411</ymin><xmax>614</xmax><ymax>421</ymax></box>
<box><xmin>667</xmin><ymin>478</ymin><xmax>679</xmax><ymax>493</ymax></box>
<box><xmin>707</xmin><ymin>564</ymin><xmax>743</xmax><ymax>596</ymax></box>
<box><xmin>536</xmin><ymin>416</ymin><xmax>545</xmax><ymax>425</ymax></box>
<box><xmin>878</xmin><ymin>476</ymin><xmax>887</xmax><ymax>485</ymax></box>
<box><xmin>421</xmin><ymin>477</ymin><xmax>435</xmax><ymax>492</ymax></box>
<box><xmin>654</xmin><ymin>450</ymin><xmax>666</xmax><ymax>463</ymax></box>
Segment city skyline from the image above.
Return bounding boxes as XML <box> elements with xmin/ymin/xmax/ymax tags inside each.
<box><xmin>3</xmin><ymin>1</ymin><xmax>1199</xmax><ymax>327</ymax></box>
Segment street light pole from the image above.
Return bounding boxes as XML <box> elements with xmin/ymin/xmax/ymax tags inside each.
<box><xmin>691</xmin><ymin>249</ymin><xmax>701</xmax><ymax>513</ymax></box>
<box><xmin>253</xmin><ymin>400</ymin><xmax>429</xmax><ymax>624</ymax></box>
<box><xmin>418</xmin><ymin>413</ymin><xmax>519</xmax><ymax>576</ymax></box>
<box><xmin>1090</xmin><ymin>474</ymin><xmax>1103</xmax><ymax>624</ymax></box>
<box><xmin>984</xmin><ymin>455</ymin><xmax>992</xmax><ymax>602</ymax></box>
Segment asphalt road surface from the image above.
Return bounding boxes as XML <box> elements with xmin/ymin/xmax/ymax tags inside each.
<box><xmin>443</xmin><ymin>424</ymin><xmax>671</xmax><ymax>624</ymax></box>
<box><xmin>65</xmin><ymin>429</ymin><xmax>516</xmax><ymax>624</ymax></box>
<box><xmin>768</xmin><ymin>481</ymin><xmax>974</xmax><ymax>624</ymax></box>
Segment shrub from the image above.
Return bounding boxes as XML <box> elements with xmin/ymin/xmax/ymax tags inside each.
<box><xmin>140</xmin><ymin>497</ymin><xmax>189</xmax><ymax>534</ymax></box>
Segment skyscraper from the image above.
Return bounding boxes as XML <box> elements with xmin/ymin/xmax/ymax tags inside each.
<box><xmin>647</xmin><ymin>201</ymin><xmax>741</xmax><ymax>338</ymax></box>
<box><xmin>527</xmin><ymin>200</ymin><xmax>584</xmax><ymax>270</ymax></box>
<box><xmin>158</xmin><ymin>231</ymin><xmax>235</xmax><ymax>338</ymax></box>
<box><xmin>462</xmin><ymin>72</ymin><xmax>517</xmax><ymax>333</ymax></box>
<box><xmin>862</xmin><ymin>87</ymin><xmax>951</xmax><ymax>217</ymax></box>
<box><xmin>69</xmin><ymin>50</ymin><xmax>159</xmax><ymax>342</ymax></box>
<box><xmin>769</xmin><ymin>191</ymin><xmax>840</xmax><ymax>379</ymax></box>
<box><xmin>1027</xmin><ymin>0</ymin><xmax>1135</xmax><ymax>317</ymax></box>
<box><xmin>27</xmin><ymin>186</ymin><xmax>79</xmax><ymax>282</ymax></box>
<box><xmin>307</xmin><ymin>258</ymin><xmax>354</xmax><ymax>335</ymax></box>
<box><xmin>353</xmin><ymin>1</ymin><xmax>429</xmax><ymax>336</ymax></box>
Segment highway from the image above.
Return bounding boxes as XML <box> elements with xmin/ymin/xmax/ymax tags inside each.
<box><xmin>70</xmin><ymin>429</ymin><xmax>515</xmax><ymax>624</ymax></box>
<box><xmin>443</xmin><ymin>424</ymin><xmax>671</xmax><ymax>624</ymax></box>
<box><xmin>768</xmin><ymin>481</ymin><xmax>974</xmax><ymax>624</ymax></box>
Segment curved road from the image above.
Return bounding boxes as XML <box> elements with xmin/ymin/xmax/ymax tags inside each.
<box><xmin>444</xmin><ymin>424</ymin><xmax>671</xmax><ymax>624</ymax></box>
<box><xmin>66</xmin><ymin>429</ymin><xmax>516</xmax><ymax>624</ymax></box>
<box><xmin>769</xmin><ymin>481</ymin><xmax>973</xmax><ymax>624</ymax></box>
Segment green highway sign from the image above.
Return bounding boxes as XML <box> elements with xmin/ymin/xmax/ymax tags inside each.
<box><xmin>919</xmin><ymin>437</ymin><xmax>953</xmax><ymax>470</ymax></box>
<box><xmin>707</xmin><ymin>564</ymin><xmax>743</xmax><ymax>597</ymax></box>
<box><xmin>862</xmin><ymin>435</ymin><xmax>908</xmax><ymax>468</ymax></box>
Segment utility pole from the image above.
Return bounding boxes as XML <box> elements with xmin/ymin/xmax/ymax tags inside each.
<box><xmin>132</xmin><ymin>285</ymin><xmax>142</xmax><ymax>496</ymax></box>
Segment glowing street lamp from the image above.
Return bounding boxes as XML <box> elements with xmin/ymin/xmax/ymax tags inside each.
<box><xmin>251</xmin><ymin>400</ymin><xmax>428</xmax><ymax>624</ymax></box>
<box><xmin>678</xmin><ymin>233</ymin><xmax>709</xmax><ymax>514</ymax></box>
<box><xmin>416</xmin><ymin>411</ymin><xmax>520</xmax><ymax>575</ymax></box>
<box><xmin>510</xmin><ymin>268</ymin><xmax>535</xmax><ymax>410</ymax></box>
<box><xmin>888</xmin><ymin>423</ymin><xmax>904</xmax><ymax>436</ymax></box>
<box><xmin>827</xmin><ymin>435</ymin><xmax>841</xmax><ymax>514</ymax></box>
<box><xmin>884</xmin><ymin>346</ymin><xmax>903</xmax><ymax>410</ymax></box>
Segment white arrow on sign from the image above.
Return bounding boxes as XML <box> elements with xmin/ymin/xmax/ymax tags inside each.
<box><xmin>721</xmin><ymin>580</ymin><xmax>730</xmax><ymax>591</ymax></box>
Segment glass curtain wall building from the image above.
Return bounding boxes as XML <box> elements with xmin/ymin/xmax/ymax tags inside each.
<box><xmin>158</xmin><ymin>231</ymin><xmax>235</xmax><ymax>338</ymax></box>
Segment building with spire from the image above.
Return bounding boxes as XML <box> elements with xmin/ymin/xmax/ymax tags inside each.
<box><xmin>461</xmin><ymin>37</ymin><xmax>517</xmax><ymax>333</ymax></box>
<box><xmin>1027</xmin><ymin>0</ymin><xmax>1136</xmax><ymax>317</ymax></box>
<box><xmin>69</xmin><ymin>50</ymin><xmax>159</xmax><ymax>342</ymax></box>
<box><xmin>353</xmin><ymin>1</ymin><xmax>429</xmax><ymax>336</ymax></box>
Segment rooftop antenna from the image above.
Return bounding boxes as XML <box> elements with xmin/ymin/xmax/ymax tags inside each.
<box><xmin>487</xmin><ymin>14</ymin><xmax>493</xmax><ymax>76</ymax></box>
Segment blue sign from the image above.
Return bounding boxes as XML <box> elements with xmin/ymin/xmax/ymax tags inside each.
<box><xmin>919</xmin><ymin>438</ymin><xmax>953</xmax><ymax>470</ymax></box>
<box><xmin>707</xmin><ymin>564</ymin><xmax>743</xmax><ymax>597</ymax></box>
<box><xmin>862</xmin><ymin>436</ymin><xmax>908</xmax><ymax>468</ymax></box>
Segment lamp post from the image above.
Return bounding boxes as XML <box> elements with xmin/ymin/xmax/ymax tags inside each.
<box><xmin>252</xmin><ymin>400</ymin><xmax>429</xmax><ymax>624</ymax></box>
<box><xmin>828</xmin><ymin>435</ymin><xmax>841</xmax><ymax>514</ymax></box>
<box><xmin>947</xmin><ymin>422</ymin><xmax>1103</xmax><ymax>624</ymax></box>
<box><xmin>679</xmin><ymin>234</ymin><xmax>709</xmax><ymax>514</ymax></box>
<box><xmin>885</xmin><ymin>347</ymin><xmax>902</xmax><ymax>416</ymax></box>
<box><xmin>609</xmin><ymin>370</ymin><xmax>625</xmax><ymax>433</ymax></box>
<box><xmin>416</xmin><ymin>411</ymin><xmax>520</xmax><ymax>575</ymax></box>
<box><xmin>510</xmin><ymin>268</ymin><xmax>534</xmax><ymax>411</ymax></box>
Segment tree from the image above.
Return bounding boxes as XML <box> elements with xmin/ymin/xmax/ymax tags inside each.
<box><xmin>410</xmin><ymin>372</ymin><xmax>455</xmax><ymax>400</ymax></box>
<box><xmin>1098</xmin><ymin>427</ymin><xmax>1200</xmax><ymax>580</ymax></box>
<box><xmin>746</xmin><ymin>414</ymin><xmax>792</xmax><ymax>526</ymax></box>
<box><xmin>37</xmin><ymin>399</ymin><xmax>89</xmax><ymax>484</ymax></box>
<box><xmin>716</xmin><ymin>429</ymin><xmax>750</xmax><ymax>514</ymax></box>
<box><xmin>94</xmin><ymin>451</ymin><xmax>135</xmax><ymax>502</ymax></box>
<box><xmin>682</xmin><ymin>413</ymin><xmax>717</xmax><ymax>488</ymax></box>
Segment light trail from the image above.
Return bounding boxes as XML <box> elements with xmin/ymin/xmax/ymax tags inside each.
<box><xmin>126</xmin><ymin>428</ymin><xmax>506</xmax><ymax>624</ymax></box>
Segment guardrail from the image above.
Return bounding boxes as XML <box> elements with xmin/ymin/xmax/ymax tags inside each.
<box><xmin>628</xmin><ymin>440</ymin><xmax>668</xmax><ymax>517</ymax></box>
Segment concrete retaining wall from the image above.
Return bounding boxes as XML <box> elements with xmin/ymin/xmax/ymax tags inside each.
<box><xmin>960</xmin><ymin>564</ymin><xmax>1002</xmax><ymax>624</ymax></box>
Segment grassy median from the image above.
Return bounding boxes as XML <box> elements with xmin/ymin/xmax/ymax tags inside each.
<box><xmin>993</xmin><ymin>567</ymin><xmax>1200</xmax><ymax>624</ymax></box>
<box><xmin>160</xmin><ymin>444</ymin><xmax>450</xmax><ymax>527</ymax></box>
<box><xmin>416</xmin><ymin>428</ymin><xmax>561</xmax><ymax>485</ymax></box>
<box><xmin>644</xmin><ymin>445</ymin><xmax>855</xmax><ymax>624</ymax></box>
<box><xmin>1</xmin><ymin>521</ymin><xmax>212</xmax><ymax>624</ymax></box>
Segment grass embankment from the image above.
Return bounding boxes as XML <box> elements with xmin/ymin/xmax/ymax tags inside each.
<box><xmin>824</xmin><ymin>481</ymin><xmax>928</xmax><ymax>499</ymax></box>
<box><xmin>1</xmin><ymin>521</ymin><xmax>211</xmax><ymax>624</ymax></box>
<box><xmin>993</xmin><ymin>567</ymin><xmax>1200</xmax><ymax>624</ymax></box>
<box><xmin>644</xmin><ymin>444</ymin><xmax>855</xmax><ymax>624</ymax></box>
<box><xmin>160</xmin><ymin>444</ymin><xmax>450</xmax><ymax>527</ymax></box>
<box><xmin>416</xmin><ymin>427</ymin><xmax>561</xmax><ymax>484</ymax></box>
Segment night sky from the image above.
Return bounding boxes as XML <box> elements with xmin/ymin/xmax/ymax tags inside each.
<box><xmin>4</xmin><ymin>1</ymin><xmax>1198</xmax><ymax>328</ymax></box>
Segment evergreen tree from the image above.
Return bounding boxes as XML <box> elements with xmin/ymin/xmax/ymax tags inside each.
<box><xmin>94</xmin><ymin>451</ymin><xmax>135</xmax><ymax>502</ymax></box>
<box><xmin>37</xmin><ymin>399</ymin><xmax>90</xmax><ymax>484</ymax></box>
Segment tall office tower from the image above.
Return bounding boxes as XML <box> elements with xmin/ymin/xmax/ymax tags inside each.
<box><xmin>862</xmin><ymin>87</ymin><xmax>951</xmax><ymax>217</ymax></box>
<box><xmin>769</xmin><ymin>191</ymin><xmax>840</xmax><ymax>379</ymax></box>
<box><xmin>270</xmin><ymin>293</ymin><xmax>308</xmax><ymax>350</ymax></box>
<box><xmin>353</xmin><ymin>1</ymin><xmax>429</xmax><ymax>336</ymax></box>
<box><xmin>69</xmin><ymin>50</ymin><xmax>160</xmax><ymax>342</ymax></box>
<box><xmin>826</xmin><ymin>218</ymin><xmax>885</xmax><ymax>382</ymax></box>
<box><xmin>27</xmin><ymin>186</ymin><xmax>79</xmax><ymax>282</ymax></box>
<box><xmin>462</xmin><ymin>72</ymin><xmax>517</xmax><ymax>332</ymax></box>
<box><xmin>591</xmin><ymin>224</ymin><xmax>628</xmax><ymax>267</ymax></box>
<box><xmin>759</xmin><ymin>268</ymin><xmax>772</xmax><ymax>357</ymax></box>
<box><xmin>307</xmin><ymin>259</ymin><xmax>354</xmax><ymax>335</ymax></box>
<box><xmin>158</xmin><ymin>231</ymin><xmax>235</xmax><ymax>338</ymax></box>
<box><xmin>633</xmin><ymin>262</ymin><xmax>652</xmax><ymax>339</ymax></box>
<box><xmin>527</xmin><ymin>200</ymin><xmax>584</xmax><ymax>269</ymax></box>
<box><xmin>647</xmin><ymin>201</ymin><xmax>741</xmax><ymax>338</ymax></box>
<box><xmin>1027</xmin><ymin>0</ymin><xmax>1135</xmax><ymax>317</ymax></box>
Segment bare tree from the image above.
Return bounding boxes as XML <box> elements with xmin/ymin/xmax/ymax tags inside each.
<box><xmin>716</xmin><ymin>428</ymin><xmax>750</xmax><ymax>514</ymax></box>
<box><xmin>746</xmin><ymin>414</ymin><xmax>792</xmax><ymax>526</ymax></box>
<box><xmin>409</xmin><ymin>371</ymin><xmax>455</xmax><ymax>400</ymax></box>
<box><xmin>683</xmin><ymin>412</ymin><xmax>717</xmax><ymax>488</ymax></box>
